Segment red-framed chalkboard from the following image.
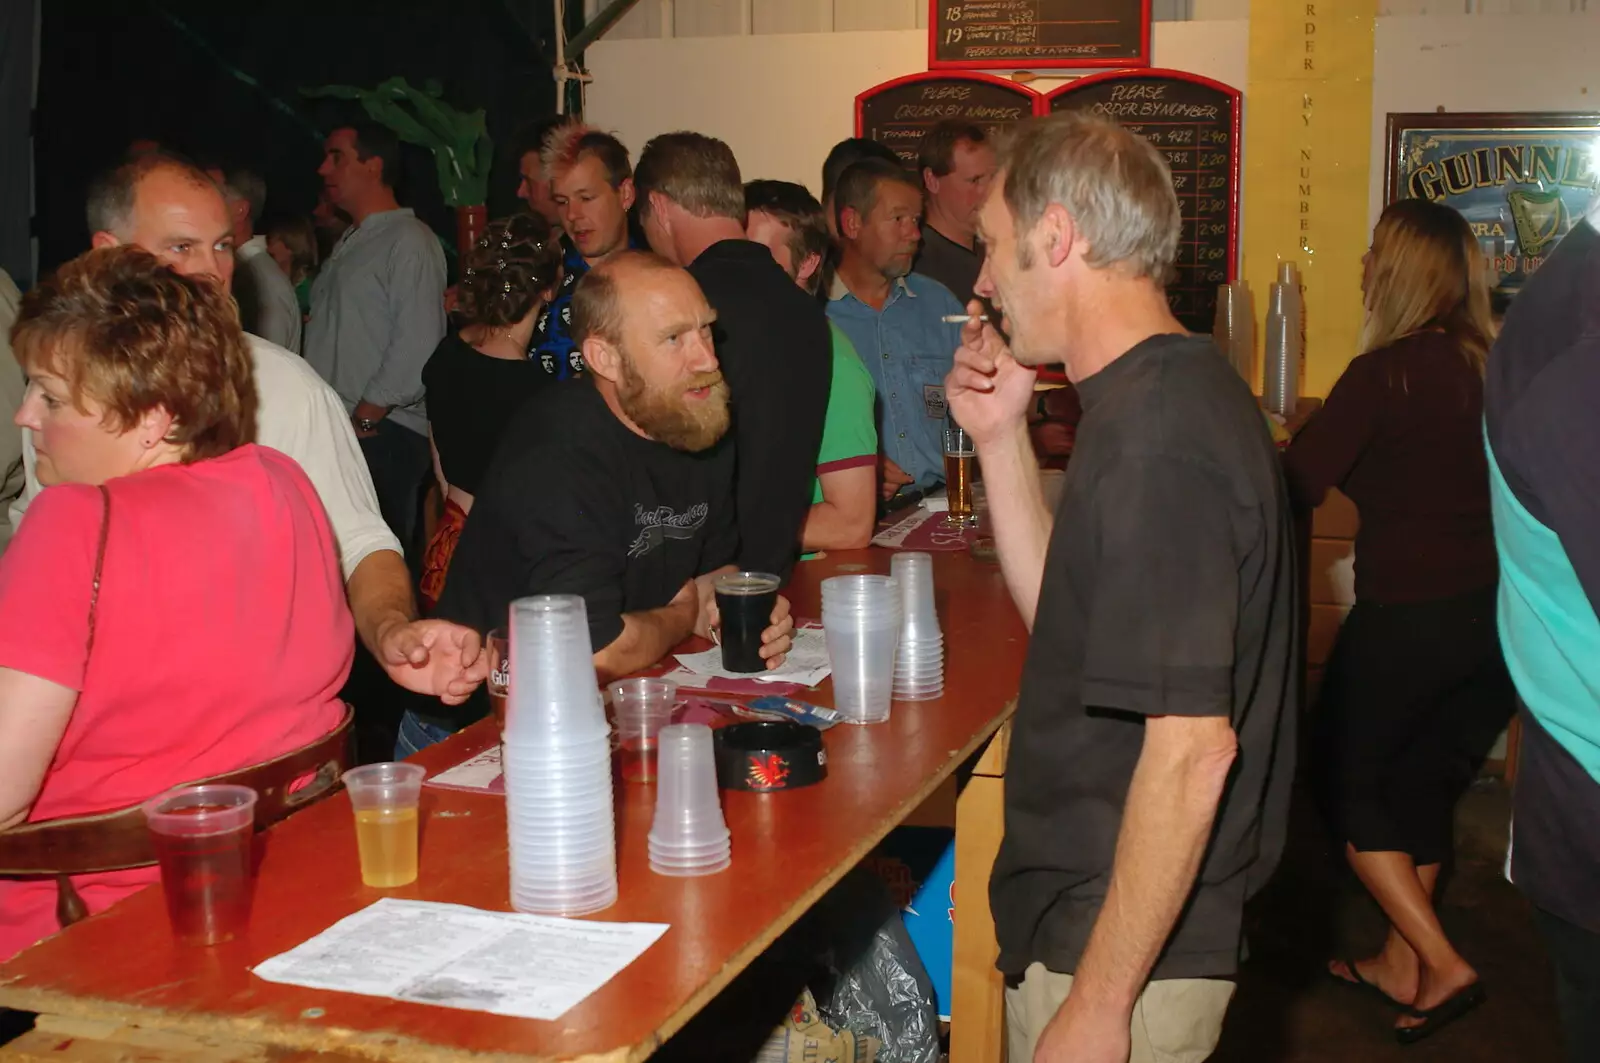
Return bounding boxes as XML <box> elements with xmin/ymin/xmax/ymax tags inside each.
<box><xmin>929</xmin><ymin>0</ymin><xmax>1152</xmax><ymax>71</ymax></box>
<box><xmin>855</xmin><ymin>71</ymin><xmax>1040</xmax><ymax>169</ymax></box>
<box><xmin>1045</xmin><ymin>69</ymin><xmax>1242</xmax><ymax>335</ymax></box>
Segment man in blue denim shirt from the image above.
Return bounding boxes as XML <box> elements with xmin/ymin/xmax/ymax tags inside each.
<box><xmin>826</xmin><ymin>158</ymin><xmax>964</xmax><ymax>499</ymax></box>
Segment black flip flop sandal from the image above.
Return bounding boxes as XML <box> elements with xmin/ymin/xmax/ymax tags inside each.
<box><xmin>1327</xmin><ymin>958</ymin><xmax>1419</xmax><ymax>1012</ymax></box>
<box><xmin>1394</xmin><ymin>983</ymin><xmax>1487</xmax><ymax>1046</ymax></box>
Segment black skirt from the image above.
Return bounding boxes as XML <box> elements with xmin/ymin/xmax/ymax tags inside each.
<box><xmin>1312</xmin><ymin>585</ymin><xmax>1515</xmax><ymax>864</ymax></box>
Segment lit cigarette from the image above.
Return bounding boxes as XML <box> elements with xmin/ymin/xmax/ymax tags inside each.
<box><xmin>941</xmin><ymin>313</ymin><xmax>990</xmax><ymax>323</ymax></box>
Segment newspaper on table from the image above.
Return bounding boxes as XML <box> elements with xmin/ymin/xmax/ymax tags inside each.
<box><xmin>672</xmin><ymin>624</ymin><xmax>831</xmax><ymax>687</ymax></box>
<box><xmin>252</xmin><ymin>898</ymin><xmax>668</xmax><ymax>1021</ymax></box>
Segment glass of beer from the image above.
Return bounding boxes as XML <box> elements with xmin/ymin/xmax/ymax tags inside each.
<box><xmin>943</xmin><ymin>423</ymin><xmax>976</xmax><ymax>526</ymax></box>
<box><xmin>341</xmin><ymin>763</ymin><xmax>427</xmax><ymax>888</ymax></box>
<box><xmin>142</xmin><ymin>784</ymin><xmax>259</xmax><ymax>946</ymax></box>
<box><xmin>714</xmin><ymin>572</ymin><xmax>781</xmax><ymax>673</ymax></box>
<box><xmin>487</xmin><ymin>628</ymin><xmax>509</xmax><ymax>735</ymax></box>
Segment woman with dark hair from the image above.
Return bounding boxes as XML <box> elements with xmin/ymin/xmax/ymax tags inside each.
<box><xmin>417</xmin><ymin>213</ymin><xmax>563</xmax><ymax>613</ymax></box>
<box><xmin>1286</xmin><ymin>198</ymin><xmax>1513</xmax><ymax>1044</ymax></box>
<box><xmin>0</xmin><ymin>247</ymin><xmax>350</xmax><ymax>959</ymax></box>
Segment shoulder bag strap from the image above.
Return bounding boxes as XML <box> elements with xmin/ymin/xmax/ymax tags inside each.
<box><xmin>84</xmin><ymin>485</ymin><xmax>110</xmax><ymax>660</ymax></box>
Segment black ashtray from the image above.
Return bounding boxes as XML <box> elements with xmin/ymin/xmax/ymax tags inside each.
<box><xmin>713</xmin><ymin>721</ymin><xmax>826</xmax><ymax>792</ymax></box>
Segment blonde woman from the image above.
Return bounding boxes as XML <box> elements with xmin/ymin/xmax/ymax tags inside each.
<box><xmin>1286</xmin><ymin>198</ymin><xmax>1512</xmax><ymax>1044</ymax></box>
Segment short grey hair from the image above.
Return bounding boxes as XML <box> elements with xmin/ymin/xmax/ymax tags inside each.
<box><xmin>998</xmin><ymin>112</ymin><xmax>1181</xmax><ymax>283</ymax></box>
<box><xmin>219</xmin><ymin>167</ymin><xmax>268</xmax><ymax>225</ymax></box>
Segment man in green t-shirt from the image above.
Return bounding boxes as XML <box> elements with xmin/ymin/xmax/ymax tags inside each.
<box><xmin>746</xmin><ymin>180</ymin><xmax>878</xmax><ymax>552</ymax></box>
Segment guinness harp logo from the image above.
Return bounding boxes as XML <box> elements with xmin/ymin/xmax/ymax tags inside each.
<box><xmin>1507</xmin><ymin>188</ymin><xmax>1565</xmax><ymax>256</ymax></box>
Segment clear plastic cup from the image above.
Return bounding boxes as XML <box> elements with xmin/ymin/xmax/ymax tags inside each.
<box><xmin>825</xmin><ymin>623</ymin><xmax>898</xmax><ymax>725</ymax></box>
<box><xmin>342</xmin><ymin>763</ymin><xmax>426</xmax><ymax>888</ymax></box>
<box><xmin>648</xmin><ymin>724</ymin><xmax>731</xmax><ymax>869</ymax></box>
<box><xmin>507</xmin><ymin>595</ymin><xmax>606</xmax><ymax>742</ymax></box>
<box><xmin>511</xmin><ymin>882</ymin><xmax>618</xmax><ymax>917</ymax></box>
<box><xmin>609</xmin><ymin>677</ymin><xmax>677</xmax><ymax>783</ymax></box>
<box><xmin>143</xmin><ymin>784</ymin><xmax>258</xmax><ymax>946</ymax></box>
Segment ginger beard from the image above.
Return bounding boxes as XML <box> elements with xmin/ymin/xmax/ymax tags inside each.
<box><xmin>615</xmin><ymin>350</ymin><xmax>731</xmax><ymax>453</ymax></box>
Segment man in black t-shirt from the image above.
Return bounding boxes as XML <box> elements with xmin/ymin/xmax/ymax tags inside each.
<box><xmin>633</xmin><ymin>132</ymin><xmax>832</xmax><ymax>582</ymax></box>
<box><xmin>946</xmin><ymin>112</ymin><xmax>1298</xmax><ymax>1063</ymax></box>
<box><xmin>436</xmin><ymin>251</ymin><xmax>794</xmax><ymax>686</ymax></box>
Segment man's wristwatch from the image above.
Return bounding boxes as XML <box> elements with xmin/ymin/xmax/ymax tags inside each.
<box><xmin>356</xmin><ymin>416</ymin><xmax>382</xmax><ymax>433</ymax></box>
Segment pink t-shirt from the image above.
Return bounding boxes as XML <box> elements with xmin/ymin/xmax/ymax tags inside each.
<box><xmin>0</xmin><ymin>444</ymin><xmax>353</xmax><ymax>960</ymax></box>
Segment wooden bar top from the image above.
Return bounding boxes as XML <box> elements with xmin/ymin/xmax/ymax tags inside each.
<box><xmin>0</xmin><ymin>548</ymin><xmax>1026</xmax><ymax>1063</ymax></box>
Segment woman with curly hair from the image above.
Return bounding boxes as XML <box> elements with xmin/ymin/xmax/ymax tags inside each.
<box><xmin>0</xmin><ymin>247</ymin><xmax>351</xmax><ymax>959</ymax></box>
<box><xmin>417</xmin><ymin>213</ymin><xmax>563</xmax><ymax>614</ymax></box>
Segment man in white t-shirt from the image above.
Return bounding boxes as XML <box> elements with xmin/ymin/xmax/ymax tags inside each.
<box><xmin>10</xmin><ymin>152</ymin><xmax>488</xmax><ymax>711</ymax></box>
<box><xmin>207</xmin><ymin>164</ymin><xmax>302</xmax><ymax>354</ymax></box>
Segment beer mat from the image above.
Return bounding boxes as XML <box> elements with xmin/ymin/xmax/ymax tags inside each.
<box><xmin>427</xmin><ymin>746</ymin><xmax>505</xmax><ymax>794</ymax></box>
<box><xmin>872</xmin><ymin>506</ymin><xmax>978</xmax><ymax>552</ymax></box>
<box><xmin>671</xmin><ymin>624</ymin><xmax>831</xmax><ymax>687</ymax></box>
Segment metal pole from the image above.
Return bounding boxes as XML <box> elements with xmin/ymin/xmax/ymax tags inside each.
<box><xmin>566</xmin><ymin>0</ymin><xmax>646</xmax><ymax>57</ymax></box>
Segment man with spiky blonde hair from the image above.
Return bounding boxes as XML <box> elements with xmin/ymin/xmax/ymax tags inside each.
<box><xmin>531</xmin><ymin>124</ymin><xmax>636</xmax><ymax>379</ymax></box>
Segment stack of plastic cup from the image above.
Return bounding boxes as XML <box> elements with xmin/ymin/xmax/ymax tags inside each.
<box><xmin>647</xmin><ymin>724</ymin><xmax>731</xmax><ymax>876</ymax></box>
<box><xmin>821</xmin><ymin>575</ymin><xmax>901</xmax><ymax>724</ymax></box>
<box><xmin>890</xmin><ymin>552</ymin><xmax>944</xmax><ymax>701</ymax></box>
<box><xmin>503</xmin><ymin>594</ymin><xmax>617</xmax><ymax>916</ymax></box>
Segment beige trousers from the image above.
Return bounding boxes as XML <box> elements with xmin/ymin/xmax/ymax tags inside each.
<box><xmin>1005</xmin><ymin>962</ymin><xmax>1236</xmax><ymax>1063</ymax></box>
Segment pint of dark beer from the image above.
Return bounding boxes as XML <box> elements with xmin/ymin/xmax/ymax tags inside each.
<box><xmin>714</xmin><ymin>572</ymin><xmax>781</xmax><ymax>673</ymax></box>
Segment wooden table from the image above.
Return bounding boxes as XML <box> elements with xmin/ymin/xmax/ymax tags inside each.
<box><xmin>0</xmin><ymin>548</ymin><xmax>1026</xmax><ymax>1063</ymax></box>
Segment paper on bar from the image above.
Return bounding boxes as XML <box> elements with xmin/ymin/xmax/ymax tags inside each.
<box><xmin>673</xmin><ymin>625</ymin><xmax>831</xmax><ymax>687</ymax></box>
<box><xmin>252</xmin><ymin>898</ymin><xmax>668</xmax><ymax>1021</ymax></box>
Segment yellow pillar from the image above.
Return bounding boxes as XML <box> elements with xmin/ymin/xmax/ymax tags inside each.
<box><xmin>1242</xmin><ymin>0</ymin><xmax>1378</xmax><ymax>399</ymax></box>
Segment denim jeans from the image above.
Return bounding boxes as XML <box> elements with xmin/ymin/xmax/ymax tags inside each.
<box><xmin>394</xmin><ymin>710</ymin><xmax>457</xmax><ymax>760</ymax></box>
<box><xmin>358</xmin><ymin>418</ymin><xmax>431</xmax><ymax>562</ymax></box>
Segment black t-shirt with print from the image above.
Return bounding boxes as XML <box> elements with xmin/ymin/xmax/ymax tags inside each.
<box><xmin>990</xmin><ymin>333</ymin><xmax>1301</xmax><ymax>982</ymax></box>
<box><xmin>436</xmin><ymin>380</ymin><xmax>738</xmax><ymax>655</ymax></box>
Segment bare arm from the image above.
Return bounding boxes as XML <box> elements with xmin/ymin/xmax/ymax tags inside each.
<box><xmin>428</xmin><ymin>425</ymin><xmax>448</xmax><ymax>502</ymax></box>
<box><xmin>978</xmin><ymin>419</ymin><xmax>1053</xmax><ymax>630</ymax></box>
<box><xmin>0</xmin><ymin>667</ymin><xmax>78</xmax><ymax>829</ymax></box>
<box><xmin>1035</xmin><ymin>714</ymin><xmax>1238</xmax><ymax>1058</ymax></box>
<box><xmin>802</xmin><ymin>465</ymin><xmax>877</xmax><ymax>552</ymax></box>
<box><xmin>593</xmin><ymin>581</ymin><xmax>699</xmax><ymax>686</ymax></box>
<box><xmin>348</xmin><ymin>549</ymin><xmax>488</xmax><ymax>705</ymax></box>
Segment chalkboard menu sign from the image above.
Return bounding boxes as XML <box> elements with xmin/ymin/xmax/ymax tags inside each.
<box><xmin>856</xmin><ymin>72</ymin><xmax>1039</xmax><ymax>170</ymax></box>
<box><xmin>930</xmin><ymin>0</ymin><xmax>1151</xmax><ymax>70</ymax></box>
<box><xmin>1048</xmin><ymin>70</ymin><xmax>1241</xmax><ymax>334</ymax></box>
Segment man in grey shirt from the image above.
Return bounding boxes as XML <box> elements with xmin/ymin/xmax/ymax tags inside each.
<box><xmin>306</xmin><ymin>120</ymin><xmax>446</xmax><ymax>557</ymax></box>
<box><xmin>209</xmin><ymin>164</ymin><xmax>302</xmax><ymax>354</ymax></box>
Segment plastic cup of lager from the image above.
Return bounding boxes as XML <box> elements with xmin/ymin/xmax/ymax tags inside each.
<box><xmin>342</xmin><ymin>763</ymin><xmax>427</xmax><ymax>888</ymax></box>
<box><xmin>142</xmin><ymin>784</ymin><xmax>259</xmax><ymax>946</ymax></box>
<box><xmin>714</xmin><ymin>572</ymin><xmax>781</xmax><ymax>673</ymax></box>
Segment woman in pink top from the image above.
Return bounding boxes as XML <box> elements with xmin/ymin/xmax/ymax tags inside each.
<box><xmin>0</xmin><ymin>247</ymin><xmax>352</xmax><ymax>961</ymax></box>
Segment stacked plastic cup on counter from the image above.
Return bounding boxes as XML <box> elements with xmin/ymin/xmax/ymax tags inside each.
<box><xmin>503</xmin><ymin>594</ymin><xmax>617</xmax><ymax>916</ymax></box>
<box><xmin>647</xmin><ymin>724</ymin><xmax>732</xmax><ymax>876</ymax></box>
<box><xmin>890</xmin><ymin>552</ymin><xmax>944</xmax><ymax>700</ymax></box>
<box><xmin>821</xmin><ymin>574</ymin><xmax>902</xmax><ymax>724</ymax></box>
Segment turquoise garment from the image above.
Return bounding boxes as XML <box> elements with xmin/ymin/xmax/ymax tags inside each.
<box><xmin>1488</xmin><ymin>432</ymin><xmax>1600</xmax><ymax>780</ymax></box>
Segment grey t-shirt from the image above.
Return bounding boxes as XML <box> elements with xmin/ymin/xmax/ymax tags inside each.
<box><xmin>990</xmin><ymin>333</ymin><xmax>1300</xmax><ymax>981</ymax></box>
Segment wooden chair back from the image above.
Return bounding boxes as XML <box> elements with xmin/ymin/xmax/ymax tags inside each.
<box><xmin>0</xmin><ymin>704</ymin><xmax>355</xmax><ymax>928</ymax></box>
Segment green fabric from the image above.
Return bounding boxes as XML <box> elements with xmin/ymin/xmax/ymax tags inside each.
<box><xmin>812</xmin><ymin>324</ymin><xmax>879</xmax><ymax>505</ymax></box>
